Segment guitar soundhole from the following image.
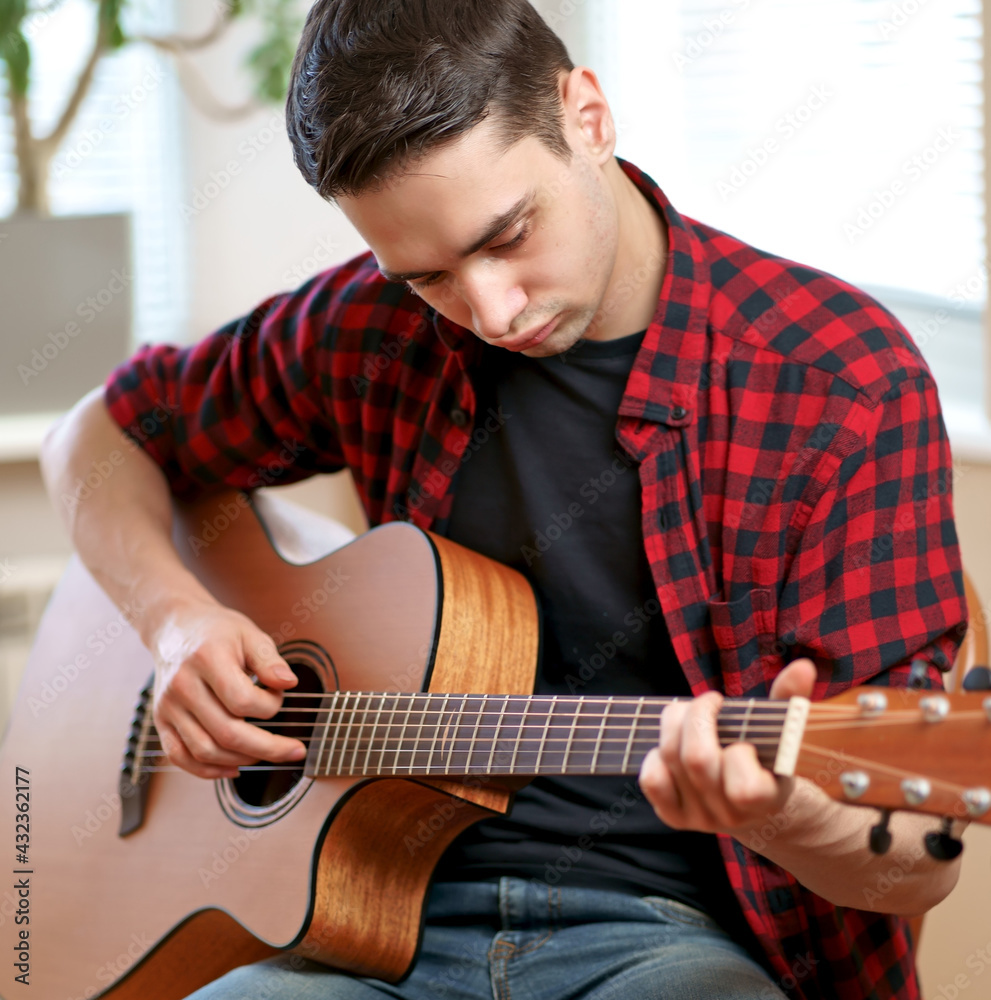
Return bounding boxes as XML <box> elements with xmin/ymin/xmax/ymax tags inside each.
<box><xmin>232</xmin><ymin>661</ymin><xmax>324</xmax><ymax>809</ymax></box>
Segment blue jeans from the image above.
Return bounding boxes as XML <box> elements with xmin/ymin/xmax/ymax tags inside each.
<box><xmin>186</xmin><ymin>878</ymin><xmax>788</xmax><ymax>999</ymax></box>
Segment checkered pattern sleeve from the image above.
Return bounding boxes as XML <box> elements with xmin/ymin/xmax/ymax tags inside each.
<box><xmin>104</xmin><ymin>282</ymin><xmax>349</xmax><ymax>499</ymax></box>
<box><xmin>778</xmin><ymin>371</ymin><xmax>966</xmax><ymax>694</ymax></box>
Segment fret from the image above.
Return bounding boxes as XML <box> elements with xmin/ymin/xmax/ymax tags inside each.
<box><xmin>445</xmin><ymin>693</ymin><xmax>467</xmax><ymax>772</ymax></box>
<box><xmin>534</xmin><ymin>695</ymin><xmax>555</xmax><ymax>774</ymax></box>
<box><xmin>324</xmin><ymin>690</ymin><xmax>350</xmax><ymax>776</ymax></box>
<box><xmin>465</xmin><ymin>694</ymin><xmax>486</xmax><ymax>773</ymax></box>
<box><xmin>621</xmin><ymin>696</ymin><xmax>646</xmax><ymax>774</ymax></box>
<box><xmin>379</xmin><ymin>692</ymin><xmax>401</xmax><ymax>776</ymax></box>
<box><xmin>399</xmin><ymin>694</ymin><xmax>416</xmax><ymax>774</ymax></box>
<box><xmin>589</xmin><ymin>696</ymin><xmax>613</xmax><ymax>774</ymax></box>
<box><xmin>410</xmin><ymin>694</ymin><xmax>428</xmax><ymax>774</ymax></box>
<box><xmin>361</xmin><ymin>695</ymin><xmax>386</xmax><ymax>775</ymax></box>
<box><xmin>562</xmin><ymin>698</ymin><xmax>581</xmax><ymax>774</ymax></box>
<box><xmin>429</xmin><ymin>693</ymin><xmax>452</xmax><ymax>774</ymax></box>
<box><xmin>487</xmin><ymin>697</ymin><xmax>509</xmax><ymax>772</ymax></box>
<box><xmin>312</xmin><ymin>690</ymin><xmax>338</xmax><ymax>777</ymax></box>
<box><xmin>510</xmin><ymin>697</ymin><xmax>530</xmax><ymax>773</ymax></box>
<box><xmin>343</xmin><ymin>693</ymin><xmax>364</xmax><ymax>774</ymax></box>
<box><xmin>738</xmin><ymin>698</ymin><xmax>756</xmax><ymax>745</ymax></box>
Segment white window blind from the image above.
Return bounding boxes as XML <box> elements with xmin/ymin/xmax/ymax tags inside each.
<box><xmin>584</xmin><ymin>0</ymin><xmax>985</xmax><ymax>422</ymax></box>
<box><xmin>0</xmin><ymin>0</ymin><xmax>186</xmax><ymax>348</ymax></box>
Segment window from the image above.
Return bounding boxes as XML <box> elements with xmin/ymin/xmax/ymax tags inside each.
<box><xmin>584</xmin><ymin>0</ymin><xmax>985</xmax><ymax>427</ymax></box>
<box><xmin>0</xmin><ymin>0</ymin><xmax>187</xmax><ymax>348</ymax></box>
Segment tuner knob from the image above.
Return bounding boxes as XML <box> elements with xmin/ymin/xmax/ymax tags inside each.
<box><xmin>963</xmin><ymin>666</ymin><xmax>991</xmax><ymax>692</ymax></box>
<box><xmin>857</xmin><ymin>692</ymin><xmax>888</xmax><ymax>716</ymax></box>
<box><xmin>901</xmin><ymin>778</ymin><xmax>932</xmax><ymax>806</ymax></box>
<box><xmin>962</xmin><ymin>788</ymin><xmax>991</xmax><ymax>818</ymax></box>
<box><xmin>908</xmin><ymin>658</ymin><xmax>930</xmax><ymax>689</ymax></box>
<box><xmin>925</xmin><ymin>818</ymin><xmax>964</xmax><ymax>862</ymax></box>
<box><xmin>841</xmin><ymin>771</ymin><xmax>870</xmax><ymax>800</ymax></box>
<box><xmin>919</xmin><ymin>695</ymin><xmax>950</xmax><ymax>722</ymax></box>
<box><xmin>869</xmin><ymin>809</ymin><xmax>893</xmax><ymax>855</ymax></box>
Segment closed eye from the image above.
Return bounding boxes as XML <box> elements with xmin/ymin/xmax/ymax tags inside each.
<box><xmin>408</xmin><ymin>221</ymin><xmax>533</xmax><ymax>292</ymax></box>
<box><xmin>408</xmin><ymin>272</ymin><xmax>445</xmax><ymax>290</ymax></box>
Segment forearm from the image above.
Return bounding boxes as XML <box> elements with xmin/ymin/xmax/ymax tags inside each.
<box><xmin>40</xmin><ymin>387</ymin><xmax>220</xmax><ymax>645</ymax></box>
<box><xmin>754</xmin><ymin>776</ymin><xmax>964</xmax><ymax>916</ymax></box>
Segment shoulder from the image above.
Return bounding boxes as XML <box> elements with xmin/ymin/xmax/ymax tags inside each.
<box><xmin>689</xmin><ymin>217</ymin><xmax>933</xmax><ymax>407</ymax></box>
<box><xmin>252</xmin><ymin>250</ymin><xmax>427</xmax><ymax>347</ymax></box>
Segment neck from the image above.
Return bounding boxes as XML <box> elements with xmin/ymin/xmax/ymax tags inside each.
<box><xmin>304</xmin><ymin>692</ymin><xmax>803</xmax><ymax>780</ymax></box>
<box><xmin>587</xmin><ymin>159</ymin><xmax>669</xmax><ymax>342</ymax></box>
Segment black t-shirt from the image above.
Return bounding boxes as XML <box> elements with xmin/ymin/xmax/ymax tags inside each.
<box><xmin>432</xmin><ymin>331</ymin><xmax>738</xmax><ymax>919</ymax></box>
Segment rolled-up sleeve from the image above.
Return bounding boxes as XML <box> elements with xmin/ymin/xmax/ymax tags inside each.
<box><xmin>104</xmin><ymin>287</ymin><xmax>346</xmax><ymax>499</ymax></box>
<box><xmin>779</xmin><ymin>372</ymin><xmax>968</xmax><ymax>694</ymax></box>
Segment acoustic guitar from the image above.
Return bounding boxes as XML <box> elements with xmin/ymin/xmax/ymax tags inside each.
<box><xmin>1</xmin><ymin>489</ymin><xmax>987</xmax><ymax>1000</ymax></box>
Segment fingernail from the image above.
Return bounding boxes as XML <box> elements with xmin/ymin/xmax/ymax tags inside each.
<box><xmin>290</xmin><ymin>745</ymin><xmax>307</xmax><ymax>760</ymax></box>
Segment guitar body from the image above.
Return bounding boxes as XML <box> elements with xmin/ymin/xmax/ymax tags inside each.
<box><xmin>0</xmin><ymin>491</ymin><xmax>539</xmax><ymax>1000</ymax></box>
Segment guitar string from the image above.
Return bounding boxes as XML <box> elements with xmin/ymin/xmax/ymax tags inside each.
<box><xmin>174</xmin><ymin>713</ymin><xmax>971</xmax><ymax>734</ymax></box>
<box><xmin>797</xmin><ymin>743</ymin><xmax>974</xmax><ymax>796</ymax></box>
<box><xmin>133</xmin><ymin>738</ymin><xmax>786</xmax><ymax>763</ymax></box>
<box><xmin>135</xmin><ymin>734</ymin><xmax>790</xmax><ymax>754</ymax></box>
<box><xmin>273</xmin><ymin>692</ymin><xmax>866</xmax><ymax>713</ymax></box>
<box><xmin>131</xmin><ymin>744</ymin><xmax>980</xmax><ymax>802</ymax></box>
<box><xmin>213</xmin><ymin>694</ymin><xmax>944</xmax><ymax>719</ymax></box>
<box><xmin>134</xmin><ymin>709</ymin><xmax>967</xmax><ymax>748</ymax></box>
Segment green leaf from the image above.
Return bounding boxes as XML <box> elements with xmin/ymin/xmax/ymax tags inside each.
<box><xmin>0</xmin><ymin>1</ymin><xmax>29</xmax><ymax>40</ymax></box>
<box><xmin>0</xmin><ymin>27</ymin><xmax>30</xmax><ymax>97</ymax></box>
<box><xmin>243</xmin><ymin>0</ymin><xmax>302</xmax><ymax>104</ymax></box>
<box><xmin>97</xmin><ymin>0</ymin><xmax>124</xmax><ymax>37</ymax></box>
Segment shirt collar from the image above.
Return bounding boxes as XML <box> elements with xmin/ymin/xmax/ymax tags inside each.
<box><xmin>616</xmin><ymin>158</ymin><xmax>711</xmax><ymax>427</ymax></box>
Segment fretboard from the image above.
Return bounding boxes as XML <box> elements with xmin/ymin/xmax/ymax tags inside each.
<box><xmin>303</xmin><ymin>692</ymin><xmax>790</xmax><ymax>778</ymax></box>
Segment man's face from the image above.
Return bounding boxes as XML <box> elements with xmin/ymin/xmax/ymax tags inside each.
<box><xmin>337</xmin><ymin>116</ymin><xmax>620</xmax><ymax>358</ymax></box>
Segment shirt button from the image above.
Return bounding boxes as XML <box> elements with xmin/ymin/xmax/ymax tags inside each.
<box><xmin>450</xmin><ymin>407</ymin><xmax>469</xmax><ymax>428</ymax></box>
<box><xmin>671</xmin><ymin>406</ymin><xmax>688</xmax><ymax>421</ymax></box>
<box><xmin>659</xmin><ymin>511</ymin><xmax>669</xmax><ymax>530</ymax></box>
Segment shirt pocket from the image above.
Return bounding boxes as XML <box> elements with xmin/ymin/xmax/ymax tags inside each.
<box><xmin>706</xmin><ymin>586</ymin><xmax>779</xmax><ymax>696</ymax></box>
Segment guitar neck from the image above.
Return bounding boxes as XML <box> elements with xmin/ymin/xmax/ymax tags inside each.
<box><xmin>304</xmin><ymin>692</ymin><xmax>803</xmax><ymax>779</ymax></box>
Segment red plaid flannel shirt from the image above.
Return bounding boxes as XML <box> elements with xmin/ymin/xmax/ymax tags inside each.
<box><xmin>105</xmin><ymin>160</ymin><xmax>967</xmax><ymax>999</ymax></box>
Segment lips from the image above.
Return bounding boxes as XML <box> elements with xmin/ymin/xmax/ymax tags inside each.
<box><xmin>504</xmin><ymin>315</ymin><xmax>560</xmax><ymax>352</ymax></box>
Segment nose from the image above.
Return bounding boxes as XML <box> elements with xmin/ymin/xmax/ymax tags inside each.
<box><xmin>455</xmin><ymin>265</ymin><xmax>527</xmax><ymax>342</ymax></box>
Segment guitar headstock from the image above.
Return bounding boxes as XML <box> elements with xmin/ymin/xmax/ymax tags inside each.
<box><xmin>796</xmin><ymin>687</ymin><xmax>991</xmax><ymax>857</ymax></box>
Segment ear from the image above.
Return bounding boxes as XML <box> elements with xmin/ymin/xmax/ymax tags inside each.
<box><xmin>561</xmin><ymin>66</ymin><xmax>617</xmax><ymax>165</ymax></box>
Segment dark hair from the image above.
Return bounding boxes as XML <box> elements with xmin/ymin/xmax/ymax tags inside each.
<box><xmin>286</xmin><ymin>0</ymin><xmax>575</xmax><ymax>199</ymax></box>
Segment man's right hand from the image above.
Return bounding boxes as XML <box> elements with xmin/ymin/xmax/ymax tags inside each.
<box><xmin>41</xmin><ymin>390</ymin><xmax>310</xmax><ymax>781</ymax></box>
<box><xmin>149</xmin><ymin>600</ymin><xmax>307</xmax><ymax>780</ymax></box>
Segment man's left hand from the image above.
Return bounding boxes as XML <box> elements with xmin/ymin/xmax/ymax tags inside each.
<box><xmin>638</xmin><ymin>658</ymin><xmax>817</xmax><ymax>837</ymax></box>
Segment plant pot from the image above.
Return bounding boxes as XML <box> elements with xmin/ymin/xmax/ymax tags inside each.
<box><xmin>0</xmin><ymin>212</ymin><xmax>133</xmax><ymax>416</ymax></box>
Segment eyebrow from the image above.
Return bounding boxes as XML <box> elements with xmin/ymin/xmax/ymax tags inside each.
<box><xmin>379</xmin><ymin>190</ymin><xmax>536</xmax><ymax>283</ymax></box>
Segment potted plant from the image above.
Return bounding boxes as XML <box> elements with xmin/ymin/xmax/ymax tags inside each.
<box><xmin>0</xmin><ymin>0</ymin><xmax>300</xmax><ymax>416</ymax></box>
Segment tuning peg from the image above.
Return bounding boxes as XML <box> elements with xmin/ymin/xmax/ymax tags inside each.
<box><xmin>924</xmin><ymin>818</ymin><xmax>964</xmax><ymax>861</ymax></box>
<box><xmin>908</xmin><ymin>658</ymin><xmax>931</xmax><ymax>689</ymax></box>
<box><xmin>962</xmin><ymin>666</ymin><xmax>991</xmax><ymax>692</ymax></box>
<box><xmin>869</xmin><ymin>809</ymin><xmax>893</xmax><ymax>855</ymax></box>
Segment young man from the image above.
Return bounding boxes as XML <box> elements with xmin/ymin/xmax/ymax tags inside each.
<box><xmin>42</xmin><ymin>1</ymin><xmax>968</xmax><ymax>997</ymax></box>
